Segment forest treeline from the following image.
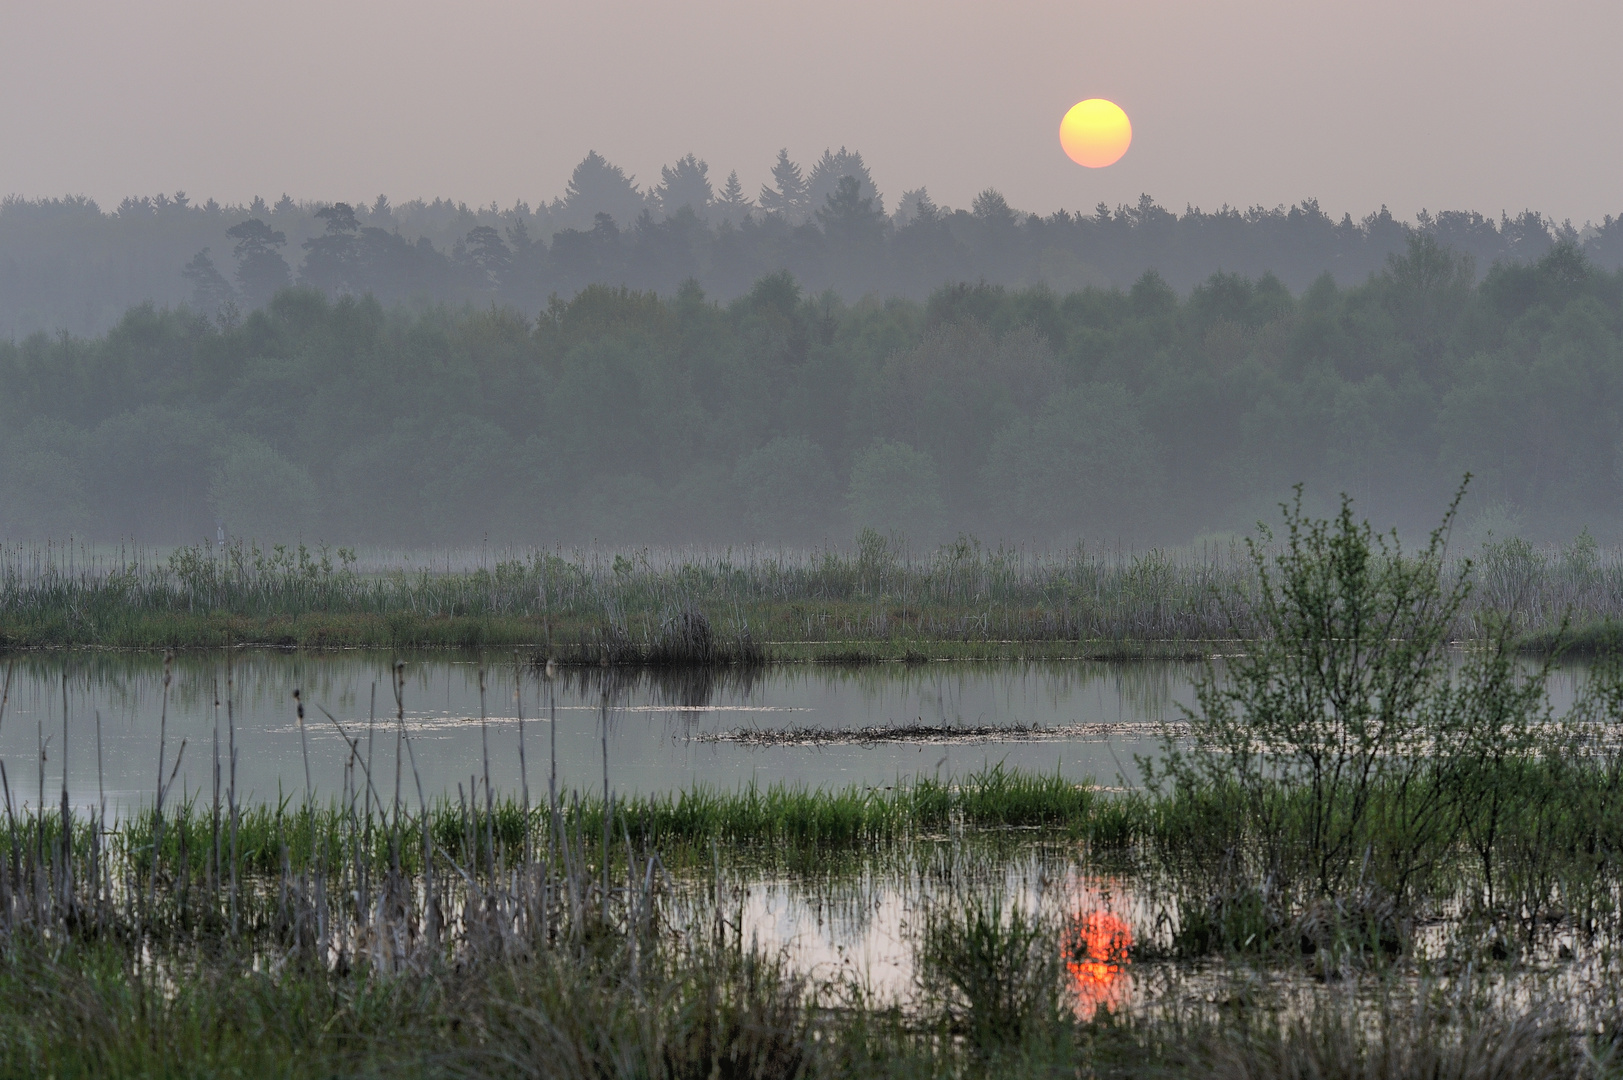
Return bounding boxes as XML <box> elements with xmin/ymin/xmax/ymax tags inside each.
<box><xmin>5</xmin><ymin>147</ymin><xmax>1623</xmax><ymax>340</ymax></box>
<box><xmin>0</xmin><ymin>234</ymin><xmax>1617</xmax><ymax>548</ymax></box>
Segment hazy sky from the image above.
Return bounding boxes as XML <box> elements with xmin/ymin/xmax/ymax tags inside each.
<box><xmin>3</xmin><ymin>0</ymin><xmax>1619</xmax><ymax>223</ymax></box>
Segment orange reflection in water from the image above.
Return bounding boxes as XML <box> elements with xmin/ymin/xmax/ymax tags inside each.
<box><xmin>1063</xmin><ymin>910</ymin><xmax>1132</xmax><ymax>1017</ymax></box>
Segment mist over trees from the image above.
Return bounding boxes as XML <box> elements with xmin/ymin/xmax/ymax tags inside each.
<box><xmin>2</xmin><ymin>236</ymin><xmax>1620</xmax><ymax>549</ymax></box>
<box><xmin>4</xmin><ymin>147</ymin><xmax>1623</xmax><ymax>339</ymax></box>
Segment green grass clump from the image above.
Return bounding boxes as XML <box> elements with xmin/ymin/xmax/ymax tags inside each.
<box><xmin>112</xmin><ymin>764</ymin><xmax>1130</xmax><ymax>881</ymax></box>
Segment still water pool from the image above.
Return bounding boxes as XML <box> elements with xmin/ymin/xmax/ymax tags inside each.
<box><xmin>0</xmin><ymin>651</ymin><xmax>1594</xmax><ymax>812</ymax></box>
<box><xmin>0</xmin><ymin>653</ymin><xmax>1215</xmax><ymax>810</ymax></box>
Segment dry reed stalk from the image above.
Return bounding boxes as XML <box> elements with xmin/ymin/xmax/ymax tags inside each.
<box><xmin>480</xmin><ymin>667</ymin><xmax>494</xmax><ymax>878</ymax></box>
<box><xmin>150</xmin><ymin>651</ymin><xmax>171</xmax><ymax>910</ymax></box>
<box><xmin>515</xmin><ymin>651</ymin><xmax>532</xmax><ymax>930</ymax></box>
<box><xmin>547</xmin><ymin>658</ymin><xmax>561</xmax><ymax>898</ymax></box>
<box><xmin>391</xmin><ymin>661</ymin><xmax>437</xmax><ymax>952</ymax></box>
<box><xmin>38</xmin><ymin>716</ymin><xmax>46</xmax><ymax>922</ymax></box>
<box><xmin>392</xmin><ymin>663</ymin><xmax>405</xmax><ymax>840</ymax></box>
<box><xmin>94</xmin><ymin>708</ymin><xmax>104</xmax><ymax>933</ymax></box>
<box><xmin>294</xmin><ymin>688</ymin><xmax>312</xmax><ymax>806</ymax></box>
<box><xmin>58</xmin><ymin>673</ymin><xmax>71</xmax><ymax>922</ymax></box>
<box><xmin>0</xmin><ymin>764</ymin><xmax>14</xmax><ymax>933</ymax></box>
<box><xmin>228</xmin><ymin>659</ymin><xmax>239</xmax><ymax>936</ymax></box>
<box><xmin>211</xmin><ymin>678</ymin><xmax>221</xmax><ymax>894</ymax></box>
<box><xmin>600</xmin><ymin>684</ymin><xmax>610</xmax><ymax>925</ymax></box>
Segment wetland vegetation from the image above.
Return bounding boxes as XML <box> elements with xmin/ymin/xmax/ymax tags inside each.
<box><xmin>0</xmin><ymin>510</ymin><xmax>1619</xmax><ymax>655</ymax></box>
<box><xmin>6</xmin><ymin>168</ymin><xmax>1623</xmax><ymax>1073</ymax></box>
<box><xmin>8</xmin><ymin>42</ymin><xmax>1623</xmax><ymax>1080</ymax></box>
<box><xmin>0</xmin><ymin>496</ymin><xmax>1619</xmax><ymax>1075</ymax></box>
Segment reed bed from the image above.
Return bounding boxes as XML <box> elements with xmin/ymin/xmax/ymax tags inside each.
<box><xmin>3</xmin><ymin>530</ymin><xmax>1620</xmax><ymax>655</ymax></box>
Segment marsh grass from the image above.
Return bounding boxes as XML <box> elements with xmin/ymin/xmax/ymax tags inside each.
<box><xmin>9</xmin><ymin>498</ymin><xmax>1623</xmax><ymax>1073</ymax></box>
<box><xmin>917</xmin><ymin>895</ymin><xmax>1064</xmax><ymax>1050</ymax></box>
<box><xmin>115</xmin><ymin>761</ymin><xmax>1110</xmax><ymax>880</ymax></box>
<box><xmin>1176</xmin><ymin>989</ymin><xmax>1597</xmax><ymax>1080</ymax></box>
<box><xmin>6</xmin><ymin>528</ymin><xmax>1623</xmax><ymax>657</ymax></box>
<box><xmin>2</xmin><ymin>740</ymin><xmax>1623</xmax><ymax>1076</ymax></box>
<box><xmin>0</xmin><ymin>534</ymin><xmax>1265</xmax><ymax>654</ymax></box>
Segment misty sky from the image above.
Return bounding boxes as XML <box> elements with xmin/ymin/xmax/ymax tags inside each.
<box><xmin>3</xmin><ymin>0</ymin><xmax>1619</xmax><ymax>224</ymax></box>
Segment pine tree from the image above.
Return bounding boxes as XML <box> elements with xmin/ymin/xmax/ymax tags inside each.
<box><xmin>301</xmin><ymin>203</ymin><xmax>362</xmax><ymax>294</ymax></box>
<box><xmin>563</xmin><ymin>151</ymin><xmax>645</xmax><ymax>228</ymax></box>
<box><xmin>715</xmin><ymin>170</ymin><xmax>754</xmax><ymax>223</ymax></box>
<box><xmin>894</xmin><ymin>188</ymin><xmax>939</xmax><ymax>227</ymax></box>
<box><xmin>758</xmin><ymin>149</ymin><xmax>807</xmax><ymax>222</ymax></box>
<box><xmin>806</xmin><ymin>148</ymin><xmax>882</xmax><ymax>217</ymax></box>
<box><xmin>971</xmin><ymin>189</ymin><xmax>1017</xmax><ymax>228</ymax></box>
<box><xmin>817</xmin><ymin>176</ymin><xmax>887</xmax><ymax>244</ymax></box>
<box><xmin>459</xmin><ymin>225</ymin><xmax>511</xmax><ymax>289</ymax></box>
<box><xmin>180</xmin><ymin>248</ymin><xmax>236</xmax><ymax>317</ymax></box>
<box><xmin>225</xmin><ymin>218</ymin><xmax>290</xmax><ymax>309</ymax></box>
<box><xmin>655</xmin><ymin>154</ymin><xmax>713</xmax><ymax>217</ymax></box>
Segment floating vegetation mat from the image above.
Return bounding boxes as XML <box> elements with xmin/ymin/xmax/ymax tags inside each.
<box><xmin>698</xmin><ymin>720</ymin><xmax>1189</xmax><ymax>746</ymax></box>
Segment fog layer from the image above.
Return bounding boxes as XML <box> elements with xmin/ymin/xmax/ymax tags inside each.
<box><xmin>3</xmin><ymin>156</ymin><xmax>1618</xmax><ymax>339</ymax></box>
<box><xmin>1</xmin><ymin>236</ymin><xmax>1613</xmax><ymax>549</ymax></box>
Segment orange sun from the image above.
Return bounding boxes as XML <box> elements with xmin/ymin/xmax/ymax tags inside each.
<box><xmin>1060</xmin><ymin>99</ymin><xmax>1132</xmax><ymax>168</ymax></box>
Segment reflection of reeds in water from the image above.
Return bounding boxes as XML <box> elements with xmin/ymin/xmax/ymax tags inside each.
<box><xmin>0</xmin><ymin>654</ymin><xmax>1130</xmax><ymax>975</ymax></box>
<box><xmin>547</xmin><ymin>648</ymin><xmax>768</xmax><ymax>707</ymax></box>
<box><xmin>0</xmin><ymin>657</ymin><xmax>671</xmax><ymax>979</ymax></box>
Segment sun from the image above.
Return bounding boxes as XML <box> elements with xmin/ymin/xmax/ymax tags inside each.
<box><xmin>1060</xmin><ymin>99</ymin><xmax>1132</xmax><ymax>168</ymax></box>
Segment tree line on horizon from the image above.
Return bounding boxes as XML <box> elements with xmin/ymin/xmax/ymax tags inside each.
<box><xmin>0</xmin><ymin>234</ymin><xmax>1618</xmax><ymax>551</ymax></box>
<box><xmin>4</xmin><ymin>147</ymin><xmax>1622</xmax><ymax>341</ymax></box>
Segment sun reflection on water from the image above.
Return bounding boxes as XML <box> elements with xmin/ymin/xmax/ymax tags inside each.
<box><xmin>1063</xmin><ymin>909</ymin><xmax>1133</xmax><ymax>1017</ymax></box>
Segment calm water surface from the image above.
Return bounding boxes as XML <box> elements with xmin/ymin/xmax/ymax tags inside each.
<box><xmin>0</xmin><ymin>653</ymin><xmax>1218</xmax><ymax>810</ymax></box>
<box><xmin>0</xmin><ymin>651</ymin><xmax>1592</xmax><ymax>812</ymax></box>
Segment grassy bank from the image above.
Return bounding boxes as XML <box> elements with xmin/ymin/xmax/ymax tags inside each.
<box><xmin>0</xmin><ymin>533</ymin><xmax>1248</xmax><ymax>655</ymax></box>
